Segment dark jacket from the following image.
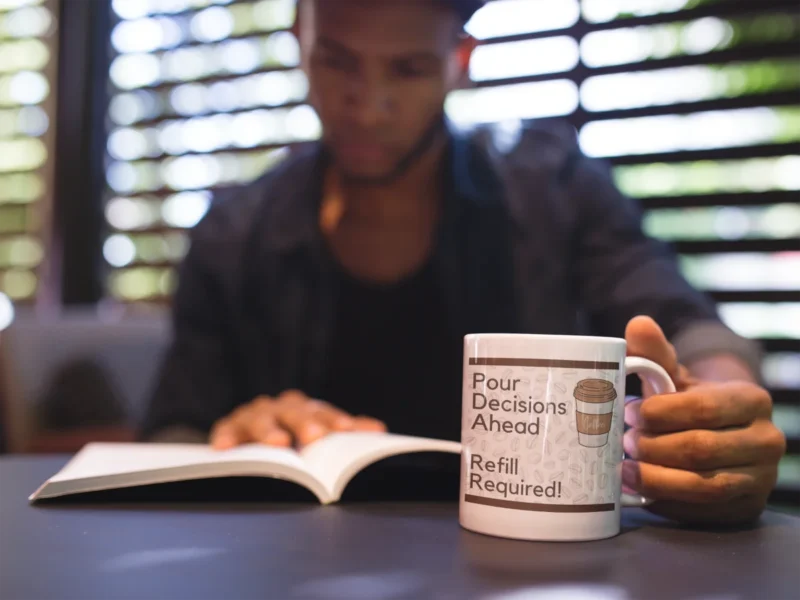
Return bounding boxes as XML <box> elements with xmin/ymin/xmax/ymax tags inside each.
<box><xmin>142</xmin><ymin>122</ymin><xmax>758</xmax><ymax>438</ymax></box>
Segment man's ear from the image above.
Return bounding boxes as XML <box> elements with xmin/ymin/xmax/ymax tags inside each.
<box><xmin>456</xmin><ymin>35</ymin><xmax>477</xmax><ymax>87</ymax></box>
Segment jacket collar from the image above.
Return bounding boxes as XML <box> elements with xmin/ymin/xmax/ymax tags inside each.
<box><xmin>261</xmin><ymin>124</ymin><xmax>489</xmax><ymax>254</ymax></box>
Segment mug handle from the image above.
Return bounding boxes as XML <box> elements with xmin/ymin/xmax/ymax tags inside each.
<box><xmin>620</xmin><ymin>356</ymin><xmax>677</xmax><ymax>507</ymax></box>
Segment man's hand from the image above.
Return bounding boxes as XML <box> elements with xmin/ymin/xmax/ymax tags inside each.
<box><xmin>209</xmin><ymin>390</ymin><xmax>387</xmax><ymax>449</ymax></box>
<box><xmin>623</xmin><ymin>316</ymin><xmax>786</xmax><ymax>525</ymax></box>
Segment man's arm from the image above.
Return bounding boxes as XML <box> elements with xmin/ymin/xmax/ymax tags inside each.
<box><xmin>686</xmin><ymin>353</ymin><xmax>758</xmax><ymax>383</ymax></box>
<box><xmin>560</xmin><ymin>151</ymin><xmax>784</xmax><ymax>525</ymax></box>
<box><xmin>140</xmin><ymin>202</ymin><xmax>243</xmax><ymax>442</ymax></box>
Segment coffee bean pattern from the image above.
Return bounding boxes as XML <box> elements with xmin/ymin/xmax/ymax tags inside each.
<box><xmin>462</xmin><ymin>362</ymin><xmax>625</xmax><ymax>506</ymax></box>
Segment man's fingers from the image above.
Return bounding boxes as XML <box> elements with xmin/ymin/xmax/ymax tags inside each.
<box><xmin>308</xmin><ymin>400</ymin><xmax>357</xmax><ymax>431</ymax></box>
<box><xmin>352</xmin><ymin>416</ymin><xmax>388</xmax><ymax>432</ymax></box>
<box><xmin>625</xmin><ymin>316</ymin><xmax>680</xmax><ymax>381</ymax></box>
<box><xmin>244</xmin><ymin>410</ymin><xmax>292</xmax><ymax>447</ymax></box>
<box><xmin>274</xmin><ymin>402</ymin><xmax>329</xmax><ymax>446</ymax></box>
<box><xmin>625</xmin><ymin>381</ymin><xmax>772</xmax><ymax>432</ymax></box>
<box><xmin>210</xmin><ymin>418</ymin><xmax>249</xmax><ymax>450</ymax></box>
<box><xmin>622</xmin><ymin>459</ymin><xmax>767</xmax><ymax>504</ymax></box>
<box><xmin>624</xmin><ymin>421</ymin><xmax>786</xmax><ymax>471</ymax></box>
<box><xmin>212</xmin><ymin>391</ymin><xmax>388</xmax><ymax>449</ymax></box>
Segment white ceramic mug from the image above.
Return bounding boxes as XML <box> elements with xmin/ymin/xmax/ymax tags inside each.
<box><xmin>460</xmin><ymin>334</ymin><xmax>675</xmax><ymax>542</ymax></box>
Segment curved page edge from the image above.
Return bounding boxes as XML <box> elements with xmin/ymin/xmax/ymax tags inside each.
<box><xmin>29</xmin><ymin>460</ymin><xmax>330</xmax><ymax>504</ymax></box>
<box><xmin>330</xmin><ymin>437</ymin><xmax>462</xmax><ymax>501</ymax></box>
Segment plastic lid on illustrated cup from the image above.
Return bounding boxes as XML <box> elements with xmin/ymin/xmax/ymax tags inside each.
<box><xmin>573</xmin><ymin>379</ymin><xmax>617</xmax><ymax>403</ymax></box>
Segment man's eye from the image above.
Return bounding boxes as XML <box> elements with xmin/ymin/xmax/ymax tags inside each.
<box><xmin>319</xmin><ymin>55</ymin><xmax>354</xmax><ymax>72</ymax></box>
<box><xmin>394</xmin><ymin>63</ymin><xmax>426</xmax><ymax>78</ymax></box>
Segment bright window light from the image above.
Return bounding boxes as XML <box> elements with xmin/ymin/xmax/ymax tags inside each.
<box><xmin>682</xmin><ymin>17</ymin><xmax>735</xmax><ymax>55</ymax></box>
<box><xmin>108</xmin><ymin>127</ymin><xmax>149</xmax><ymax>161</ymax></box>
<box><xmin>252</xmin><ymin>0</ymin><xmax>295</xmax><ymax>32</ymax></box>
<box><xmin>0</xmin><ymin>0</ymin><xmax>44</xmax><ymax>9</ymax></box>
<box><xmin>2</xmin><ymin>6</ymin><xmax>53</xmax><ymax>38</ymax></box>
<box><xmin>106</xmin><ymin>161</ymin><xmax>139</xmax><ymax>193</ymax></box>
<box><xmin>466</xmin><ymin>0</ymin><xmax>580</xmax><ymax>40</ymax></box>
<box><xmin>161</xmin><ymin>46</ymin><xmax>213</xmax><ymax>83</ymax></box>
<box><xmin>190</xmin><ymin>6</ymin><xmax>234</xmax><ymax>42</ymax></box>
<box><xmin>109</xmin><ymin>267</ymin><xmax>164</xmax><ymax>301</ymax></box>
<box><xmin>170</xmin><ymin>83</ymin><xmax>209</xmax><ymax>116</ymax></box>
<box><xmin>582</xmin><ymin>0</ymin><xmax>692</xmax><ymax>24</ymax></box>
<box><xmin>110</xmin><ymin>54</ymin><xmax>161</xmax><ymax>89</ymax></box>
<box><xmin>0</xmin><ymin>39</ymin><xmax>50</xmax><ymax>73</ymax></box>
<box><xmin>581</xmin><ymin>60</ymin><xmax>800</xmax><ymax>112</ymax></box>
<box><xmin>112</xmin><ymin>0</ymin><xmax>152</xmax><ymax>20</ymax></box>
<box><xmin>7</xmin><ymin>70</ymin><xmax>48</xmax><ymax>104</ymax></box>
<box><xmin>285</xmin><ymin>105</ymin><xmax>321</xmax><ymax>140</ymax></box>
<box><xmin>230</xmin><ymin>109</ymin><xmax>276</xmax><ymax>147</ymax></box>
<box><xmin>111</xmin><ymin>18</ymin><xmax>166</xmax><ymax>54</ymax></box>
<box><xmin>580</xmin><ymin>107</ymin><xmax>800</xmax><ymax>158</ymax></box>
<box><xmin>645</xmin><ymin>204</ymin><xmax>800</xmax><ymax>242</ymax></box>
<box><xmin>763</xmin><ymin>354</ymin><xmax>800</xmax><ymax>389</ymax></box>
<box><xmin>109</xmin><ymin>91</ymin><xmax>158</xmax><ymax>125</ymax></box>
<box><xmin>680</xmin><ymin>253</ymin><xmax>800</xmax><ymax>292</ymax></box>
<box><xmin>162</xmin><ymin>154</ymin><xmax>222</xmax><ymax>190</ymax></box>
<box><xmin>446</xmin><ymin>80</ymin><xmax>579</xmax><ymax>127</ymax></box>
<box><xmin>161</xmin><ymin>191</ymin><xmax>211</xmax><ymax>228</ymax></box>
<box><xmin>221</xmin><ymin>38</ymin><xmax>261</xmax><ymax>74</ymax></box>
<box><xmin>2</xmin><ymin>235</ymin><xmax>43</xmax><ymax>267</ymax></box>
<box><xmin>207</xmin><ymin>80</ymin><xmax>240</xmax><ymax>112</ymax></box>
<box><xmin>0</xmin><ymin>138</ymin><xmax>46</xmax><ymax>172</ymax></box>
<box><xmin>470</xmin><ymin>36</ymin><xmax>579</xmax><ymax>82</ymax></box>
<box><xmin>103</xmin><ymin>234</ymin><xmax>137</xmax><ymax>268</ymax></box>
<box><xmin>718</xmin><ymin>303</ymin><xmax>800</xmax><ymax>339</ymax></box>
<box><xmin>0</xmin><ymin>291</ymin><xmax>13</xmax><ymax>331</ymax></box>
<box><xmin>106</xmin><ymin>197</ymin><xmax>155</xmax><ymax>230</ymax></box>
<box><xmin>615</xmin><ymin>156</ymin><xmax>800</xmax><ymax>198</ymax></box>
<box><xmin>0</xmin><ymin>172</ymin><xmax>43</xmax><ymax>202</ymax></box>
<box><xmin>581</xmin><ymin>17</ymin><xmax>734</xmax><ymax>67</ymax></box>
<box><xmin>2</xmin><ymin>269</ymin><xmax>37</xmax><ymax>300</ymax></box>
<box><xmin>181</xmin><ymin>114</ymin><xmax>232</xmax><ymax>153</ymax></box>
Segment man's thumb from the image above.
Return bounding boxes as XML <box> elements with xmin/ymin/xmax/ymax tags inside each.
<box><xmin>625</xmin><ymin>315</ymin><xmax>679</xmax><ymax>379</ymax></box>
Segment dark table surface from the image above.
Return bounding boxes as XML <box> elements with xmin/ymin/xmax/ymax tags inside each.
<box><xmin>1</xmin><ymin>456</ymin><xmax>799</xmax><ymax>600</ymax></box>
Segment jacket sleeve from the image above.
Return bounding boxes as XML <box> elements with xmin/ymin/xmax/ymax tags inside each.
<box><xmin>566</xmin><ymin>151</ymin><xmax>762</xmax><ymax>373</ymax></box>
<box><xmin>139</xmin><ymin>200</ymin><xmax>246</xmax><ymax>440</ymax></box>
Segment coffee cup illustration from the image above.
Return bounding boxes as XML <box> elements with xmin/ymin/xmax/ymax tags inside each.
<box><xmin>574</xmin><ymin>379</ymin><xmax>617</xmax><ymax>448</ymax></box>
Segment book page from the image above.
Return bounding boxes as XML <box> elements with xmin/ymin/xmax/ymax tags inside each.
<box><xmin>300</xmin><ymin>432</ymin><xmax>461</xmax><ymax>501</ymax></box>
<box><xmin>48</xmin><ymin>443</ymin><xmax>305</xmax><ymax>481</ymax></box>
<box><xmin>31</xmin><ymin>443</ymin><xmax>331</xmax><ymax>503</ymax></box>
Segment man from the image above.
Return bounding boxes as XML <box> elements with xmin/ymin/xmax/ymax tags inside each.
<box><xmin>143</xmin><ymin>0</ymin><xmax>785</xmax><ymax>525</ymax></box>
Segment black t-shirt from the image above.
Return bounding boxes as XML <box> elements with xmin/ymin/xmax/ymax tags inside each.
<box><xmin>322</xmin><ymin>261</ymin><xmax>463</xmax><ymax>441</ymax></box>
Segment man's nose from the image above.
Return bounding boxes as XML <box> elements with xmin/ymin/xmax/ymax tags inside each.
<box><xmin>344</xmin><ymin>77</ymin><xmax>394</xmax><ymax>128</ymax></box>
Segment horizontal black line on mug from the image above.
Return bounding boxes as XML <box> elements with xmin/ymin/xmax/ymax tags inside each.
<box><xmin>464</xmin><ymin>495</ymin><xmax>616</xmax><ymax>513</ymax></box>
<box><xmin>468</xmin><ymin>358</ymin><xmax>620</xmax><ymax>370</ymax></box>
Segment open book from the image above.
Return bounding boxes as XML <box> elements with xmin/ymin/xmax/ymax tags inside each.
<box><xmin>30</xmin><ymin>432</ymin><xmax>462</xmax><ymax>504</ymax></box>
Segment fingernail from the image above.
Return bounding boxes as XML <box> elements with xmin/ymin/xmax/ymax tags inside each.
<box><xmin>265</xmin><ymin>430</ymin><xmax>291</xmax><ymax>447</ymax></box>
<box><xmin>334</xmin><ymin>416</ymin><xmax>355</xmax><ymax>430</ymax></box>
<box><xmin>213</xmin><ymin>435</ymin><xmax>235</xmax><ymax>450</ymax></box>
<box><xmin>302</xmin><ymin>423</ymin><xmax>326</xmax><ymax>443</ymax></box>
<box><xmin>355</xmin><ymin>417</ymin><xmax>387</xmax><ymax>432</ymax></box>
<box><xmin>623</xmin><ymin>431</ymin><xmax>636</xmax><ymax>458</ymax></box>
<box><xmin>622</xmin><ymin>460</ymin><xmax>640</xmax><ymax>490</ymax></box>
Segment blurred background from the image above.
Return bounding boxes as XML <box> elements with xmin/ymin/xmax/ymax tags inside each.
<box><xmin>0</xmin><ymin>0</ymin><xmax>797</xmax><ymax>510</ymax></box>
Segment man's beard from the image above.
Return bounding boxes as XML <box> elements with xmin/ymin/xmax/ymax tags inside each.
<box><xmin>333</xmin><ymin>113</ymin><xmax>447</xmax><ymax>186</ymax></box>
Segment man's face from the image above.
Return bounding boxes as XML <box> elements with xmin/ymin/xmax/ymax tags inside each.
<box><xmin>300</xmin><ymin>0</ymin><xmax>469</xmax><ymax>182</ymax></box>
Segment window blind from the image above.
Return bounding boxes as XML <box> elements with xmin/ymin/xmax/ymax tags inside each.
<box><xmin>0</xmin><ymin>0</ymin><xmax>59</xmax><ymax>315</ymax></box>
<box><xmin>102</xmin><ymin>0</ymin><xmax>799</xmax><ymax>502</ymax></box>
